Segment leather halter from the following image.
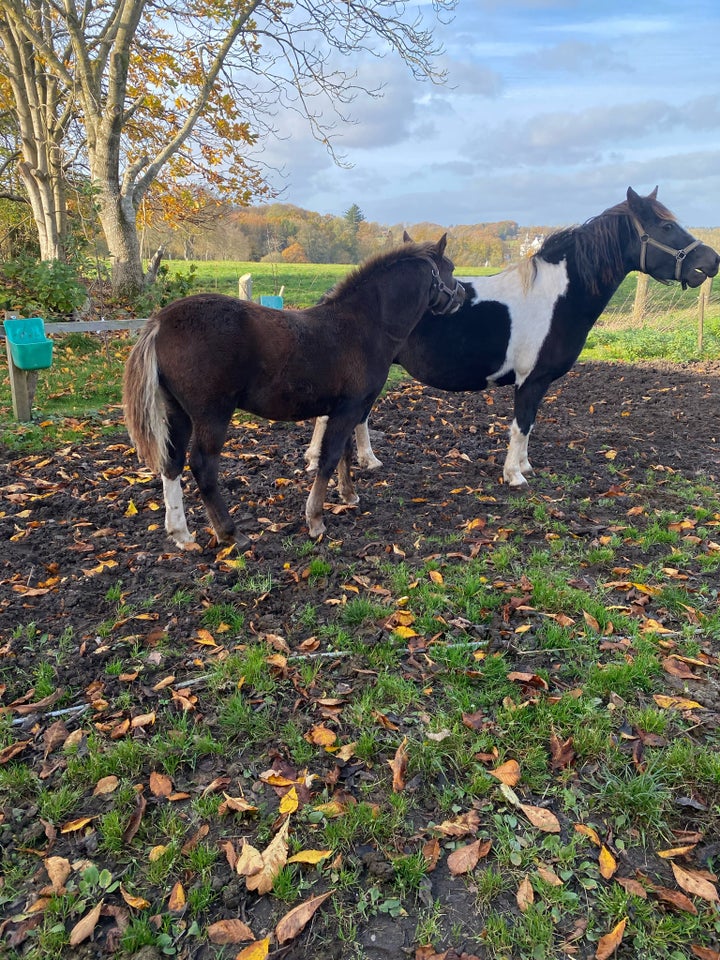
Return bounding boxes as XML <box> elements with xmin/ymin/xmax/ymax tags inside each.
<box><xmin>424</xmin><ymin>258</ymin><xmax>465</xmax><ymax>314</ymax></box>
<box><xmin>631</xmin><ymin>215</ymin><xmax>702</xmax><ymax>283</ymax></box>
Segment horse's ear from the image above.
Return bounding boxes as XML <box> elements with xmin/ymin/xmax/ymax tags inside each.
<box><xmin>436</xmin><ymin>233</ymin><xmax>447</xmax><ymax>257</ymax></box>
<box><xmin>626</xmin><ymin>187</ymin><xmax>646</xmax><ymax>218</ymax></box>
<box><xmin>403</xmin><ymin>230</ymin><xmax>413</xmax><ymax>243</ymax></box>
<box><xmin>649</xmin><ymin>185</ymin><xmax>659</xmax><ymax>200</ymax></box>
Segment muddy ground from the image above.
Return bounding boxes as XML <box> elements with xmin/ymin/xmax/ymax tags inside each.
<box><xmin>1</xmin><ymin>360</ymin><xmax>720</xmax><ymax>959</ymax></box>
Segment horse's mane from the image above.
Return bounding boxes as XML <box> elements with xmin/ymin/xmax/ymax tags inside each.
<box><xmin>533</xmin><ymin>196</ymin><xmax>677</xmax><ymax>295</ymax></box>
<box><xmin>322</xmin><ymin>241</ymin><xmax>439</xmax><ymax>303</ymax></box>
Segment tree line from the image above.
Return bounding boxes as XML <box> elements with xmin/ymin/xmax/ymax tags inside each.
<box><xmin>0</xmin><ymin>0</ymin><xmax>456</xmax><ymax>300</ymax></box>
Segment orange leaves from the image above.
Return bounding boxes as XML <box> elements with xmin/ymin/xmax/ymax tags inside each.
<box><xmin>238</xmin><ymin>817</ymin><xmax>290</xmax><ymax>896</ymax></box>
<box><xmin>447</xmin><ymin>838</ymin><xmax>491</xmax><ymax>876</ymax></box>
<box><xmin>275</xmin><ymin>891</ymin><xmax>333</xmax><ymax>944</ymax></box>
<box><xmin>595</xmin><ymin>917</ymin><xmax>627</xmax><ymax>960</ymax></box>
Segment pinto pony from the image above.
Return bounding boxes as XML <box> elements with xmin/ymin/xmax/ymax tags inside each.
<box><xmin>123</xmin><ymin>236</ymin><xmax>464</xmax><ymax>550</ymax></box>
<box><xmin>307</xmin><ymin>188</ymin><xmax>719</xmax><ymax>486</ymax></box>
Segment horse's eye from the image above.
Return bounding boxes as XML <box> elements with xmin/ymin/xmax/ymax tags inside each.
<box><xmin>661</xmin><ymin>221</ymin><xmax>674</xmax><ymax>233</ymax></box>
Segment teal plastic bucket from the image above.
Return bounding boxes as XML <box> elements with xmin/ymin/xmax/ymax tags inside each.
<box><xmin>3</xmin><ymin>317</ymin><xmax>53</xmax><ymax>370</ymax></box>
<box><xmin>259</xmin><ymin>295</ymin><xmax>284</xmax><ymax>309</ymax></box>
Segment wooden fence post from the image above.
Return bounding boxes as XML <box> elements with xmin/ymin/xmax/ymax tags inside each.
<box><xmin>698</xmin><ymin>275</ymin><xmax>713</xmax><ymax>353</ymax></box>
<box><xmin>238</xmin><ymin>273</ymin><xmax>252</xmax><ymax>300</ymax></box>
<box><xmin>632</xmin><ymin>272</ymin><xmax>649</xmax><ymax>323</ymax></box>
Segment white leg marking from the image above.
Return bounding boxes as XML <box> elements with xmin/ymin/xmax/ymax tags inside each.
<box><xmin>305</xmin><ymin>416</ymin><xmax>327</xmax><ymax>472</ymax></box>
<box><xmin>162</xmin><ymin>475</ymin><xmax>198</xmax><ymax>549</ymax></box>
<box><xmin>355</xmin><ymin>420</ymin><xmax>383</xmax><ymax>470</ymax></box>
<box><xmin>503</xmin><ymin>421</ymin><xmax>531</xmax><ymax>487</ymax></box>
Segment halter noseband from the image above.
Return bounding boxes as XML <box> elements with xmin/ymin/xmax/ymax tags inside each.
<box><xmin>631</xmin><ymin>215</ymin><xmax>702</xmax><ymax>283</ymax></box>
<box><xmin>424</xmin><ymin>258</ymin><xmax>465</xmax><ymax>314</ymax></box>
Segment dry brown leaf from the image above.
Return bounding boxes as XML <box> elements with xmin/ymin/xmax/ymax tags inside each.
<box><xmin>122</xmin><ymin>793</ymin><xmax>146</xmax><ymax>845</ymax></box>
<box><xmin>595</xmin><ymin>917</ymin><xmax>627</xmax><ymax>960</ymax></box>
<box><xmin>44</xmin><ymin>856</ymin><xmax>71</xmax><ymax>894</ymax></box>
<box><xmin>43</xmin><ymin>720</ymin><xmax>69</xmax><ymax>757</ymax></box>
<box><xmin>304</xmin><ymin>724</ymin><xmax>337</xmax><ymax>746</ymax></box>
<box><xmin>432</xmin><ymin>810</ymin><xmax>480</xmax><ymax>837</ymax></box>
<box><xmin>652</xmin><ymin>885</ymin><xmax>698</xmax><ymax>915</ymax></box>
<box><xmin>181</xmin><ymin>824</ymin><xmax>209</xmax><ymax>855</ymax></box>
<box><xmin>422</xmin><ymin>838</ymin><xmax>441</xmax><ymax>871</ymax></box>
<box><xmin>671</xmin><ymin>862</ymin><xmax>719</xmax><ymax>902</ymax></box>
<box><xmin>447</xmin><ymin>838</ymin><xmax>491</xmax><ymax>876</ymax></box>
<box><xmin>92</xmin><ymin>775</ymin><xmax>119</xmax><ymax>796</ymax></box>
<box><xmin>549</xmin><ymin>733</ymin><xmax>575</xmax><ymax>770</ymax></box>
<box><xmin>488</xmin><ymin>759</ymin><xmax>520</xmax><ymax>785</ymax></box>
<box><xmin>536</xmin><ymin>864</ymin><xmax>563</xmax><ymax>887</ymax></box>
<box><xmin>69</xmin><ymin>901</ymin><xmax>103</xmax><ymax>946</ymax></box>
<box><xmin>614</xmin><ymin>876</ymin><xmax>647</xmax><ymax>899</ymax></box>
<box><xmin>516</xmin><ymin>875</ymin><xmax>534</xmax><ymax>912</ymax></box>
<box><xmin>236</xmin><ymin>841</ymin><xmax>264</xmax><ymax>878</ymax></box>
<box><xmin>691</xmin><ymin>946</ymin><xmax>720</xmax><ymax>960</ymax></box>
<box><xmin>149</xmin><ymin>771</ymin><xmax>173</xmax><ymax>798</ymax></box>
<box><xmin>219</xmin><ymin>793</ymin><xmax>259</xmax><ymax>816</ymax></box>
<box><xmin>206</xmin><ymin>918</ymin><xmax>255</xmax><ymax>944</ymax></box>
<box><xmin>657</xmin><ymin>844</ymin><xmax>697</xmax><ymax>859</ymax></box>
<box><xmin>519</xmin><ymin>803</ymin><xmax>561</xmax><ymax>833</ymax></box>
<box><xmin>389</xmin><ymin>737</ymin><xmax>408</xmax><ymax>792</ymax></box>
<box><xmin>245</xmin><ymin>817</ymin><xmax>290</xmax><ymax>895</ymax></box>
<box><xmin>275</xmin><ymin>891</ymin><xmax>333</xmax><ymax>944</ymax></box>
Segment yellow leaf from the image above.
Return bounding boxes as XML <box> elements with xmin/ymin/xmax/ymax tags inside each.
<box><xmin>124</xmin><ymin>500</ymin><xmax>138</xmax><ymax>517</ymax></box>
<box><xmin>120</xmin><ymin>885</ymin><xmax>150</xmax><ymax>909</ymax></box>
<box><xmin>287</xmin><ymin>849</ymin><xmax>332</xmax><ymax>865</ymax></box>
<box><xmin>60</xmin><ymin>816</ymin><xmax>94</xmax><ymax>833</ymax></box>
<box><xmin>168</xmin><ymin>881</ymin><xmax>185</xmax><ymax>911</ymax></box>
<box><xmin>195</xmin><ymin>628</ymin><xmax>218</xmax><ymax>647</ymax></box>
<box><xmin>653</xmin><ymin>695</ymin><xmax>705</xmax><ymax>711</ymax></box>
<box><xmin>245</xmin><ymin>818</ymin><xmax>290</xmax><ymax>895</ymax></box>
<box><xmin>148</xmin><ymin>845</ymin><xmax>169</xmax><ymax>862</ymax></box>
<box><xmin>235</xmin><ymin>938</ymin><xmax>270</xmax><ymax>960</ymax></box>
<box><xmin>305</xmin><ymin>724</ymin><xmax>337</xmax><ymax>747</ymax></box>
<box><xmin>279</xmin><ymin>787</ymin><xmax>299</xmax><ymax>814</ymax></box>
<box><xmin>393</xmin><ymin>624</ymin><xmax>418</xmax><ymax>638</ymax></box>
<box><xmin>599</xmin><ymin>845</ymin><xmax>618</xmax><ymax>879</ymax></box>
<box><xmin>574</xmin><ymin>823</ymin><xmax>602</xmax><ymax>846</ymax></box>
<box><xmin>428</xmin><ymin>570</ymin><xmax>444</xmax><ymax>584</ymax></box>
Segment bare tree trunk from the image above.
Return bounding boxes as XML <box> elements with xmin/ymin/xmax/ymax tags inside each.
<box><xmin>96</xmin><ymin>193</ymin><xmax>145</xmax><ymax>298</ymax></box>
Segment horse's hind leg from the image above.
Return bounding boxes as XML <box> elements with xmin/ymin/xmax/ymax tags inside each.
<box><xmin>504</xmin><ymin>376</ymin><xmax>552</xmax><ymax>487</ymax></box>
<box><xmin>188</xmin><ymin>414</ymin><xmax>250</xmax><ymax>549</ymax></box>
<box><xmin>355</xmin><ymin>417</ymin><xmax>382</xmax><ymax>470</ymax></box>
<box><xmin>162</xmin><ymin>401</ymin><xmax>198</xmax><ymax>550</ymax></box>
<box><xmin>305</xmin><ymin>418</ymin><xmax>357</xmax><ymax>537</ymax></box>
<box><xmin>305</xmin><ymin>417</ymin><xmax>326</xmax><ymax>473</ymax></box>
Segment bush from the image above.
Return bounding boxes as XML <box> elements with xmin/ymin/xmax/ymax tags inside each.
<box><xmin>132</xmin><ymin>264</ymin><xmax>197</xmax><ymax>316</ymax></box>
<box><xmin>0</xmin><ymin>255</ymin><xmax>87</xmax><ymax>319</ymax></box>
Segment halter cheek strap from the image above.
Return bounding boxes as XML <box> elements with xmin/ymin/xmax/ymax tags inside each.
<box><xmin>631</xmin><ymin>215</ymin><xmax>702</xmax><ymax>282</ymax></box>
<box><xmin>425</xmin><ymin>260</ymin><xmax>465</xmax><ymax>314</ymax></box>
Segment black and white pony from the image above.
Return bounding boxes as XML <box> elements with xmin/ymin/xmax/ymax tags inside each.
<box><xmin>306</xmin><ymin>188</ymin><xmax>719</xmax><ymax>487</ymax></box>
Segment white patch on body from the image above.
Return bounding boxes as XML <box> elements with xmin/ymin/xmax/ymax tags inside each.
<box><xmin>460</xmin><ymin>258</ymin><xmax>569</xmax><ymax>386</ymax></box>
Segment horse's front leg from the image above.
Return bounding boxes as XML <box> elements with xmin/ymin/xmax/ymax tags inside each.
<box><xmin>503</xmin><ymin>377</ymin><xmax>551</xmax><ymax>487</ymax></box>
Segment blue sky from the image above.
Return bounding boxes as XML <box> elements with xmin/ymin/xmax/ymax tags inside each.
<box><xmin>257</xmin><ymin>0</ymin><xmax>720</xmax><ymax>228</ymax></box>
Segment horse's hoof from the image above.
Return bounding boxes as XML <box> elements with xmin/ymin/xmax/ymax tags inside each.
<box><xmin>307</xmin><ymin>521</ymin><xmax>326</xmax><ymax>539</ymax></box>
<box><xmin>360</xmin><ymin>457</ymin><xmax>383</xmax><ymax>471</ymax></box>
<box><xmin>234</xmin><ymin>532</ymin><xmax>252</xmax><ymax>550</ymax></box>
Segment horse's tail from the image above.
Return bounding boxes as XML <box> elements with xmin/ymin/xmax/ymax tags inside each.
<box><xmin>122</xmin><ymin>315</ymin><xmax>169</xmax><ymax>474</ymax></box>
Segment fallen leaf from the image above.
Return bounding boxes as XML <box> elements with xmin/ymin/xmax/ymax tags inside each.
<box><xmin>389</xmin><ymin>737</ymin><xmax>408</xmax><ymax>792</ymax></box>
<box><xmin>119</xmin><ymin>885</ymin><xmax>150</xmax><ymax>909</ymax></box>
<box><xmin>652</xmin><ymin>885</ymin><xmax>698</xmax><ymax>915</ymax></box>
<box><xmin>447</xmin><ymin>838</ymin><xmax>491</xmax><ymax>876</ymax></box>
<box><xmin>69</xmin><ymin>901</ymin><xmax>103</xmax><ymax>946</ymax></box>
<box><xmin>671</xmin><ymin>862</ymin><xmax>719</xmax><ymax>903</ymax></box>
<box><xmin>44</xmin><ymin>856</ymin><xmax>71</xmax><ymax>893</ymax></box>
<box><xmin>614</xmin><ymin>876</ymin><xmax>647</xmax><ymax>899</ymax></box>
<box><xmin>206</xmin><ymin>918</ymin><xmax>256</xmax><ymax>944</ymax></box>
<box><xmin>93</xmin><ymin>775</ymin><xmax>119</xmax><ymax>796</ymax></box>
<box><xmin>599</xmin><ymin>845</ymin><xmax>618</xmax><ymax>879</ymax></box>
<box><xmin>275</xmin><ymin>891</ymin><xmax>333</xmax><ymax>944</ymax></box>
<box><xmin>574</xmin><ymin>823</ymin><xmax>602</xmax><ymax>846</ymax></box>
<box><xmin>653</xmin><ymin>694</ymin><xmax>704</xmax><ymax>711</ymax></box>
<box><xmin>245</xmin><ymin>817</ymin><xmax>290</xmax><ymax>895</ymax></box>
<box><xmin>691</xmin><ymin>947</ymin><xmax>720</xmax><ymax>960</ymax></box>
<box><xmin>595</xmin><ymin>917</ymin><xmax>627</xmax><ymax>960</ymax></box>
<box><xmin>279</xmin><ymin>786</ymin><xmax>299</xmax><ymax>814</ymax></box>
<box><xmin>519</xmin><ymin>803</ymin><xmax>561</xmax><ymax>833</ymax></box>
<box><xmin>235</xmin><ymin>938</ymin><xmax>270</xmax><ymax>960</ymax></box>
<box><xmin>516</xmin><ymin>875</ymin><xmax>534</xmax><ymax>912</ymax></box>
<box><xmin>168</xmin><ymin>881</ymin><xmax>186</xmax><ymax>911</ymax></box>
<box><xmin>488</xmin><ymin>759</ymin><xmax>520</xmax><ymax>785</ymax></box>
<box><xmin>287</xmin><ymin>849</ymin><xmax>332</xmax><ymax>865</ymax></box>
<box><xmin>149</xmin><ymin>771</ymin><xmax>173</xmax><ymax>797</ymax></box>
